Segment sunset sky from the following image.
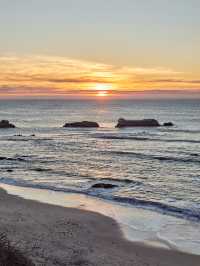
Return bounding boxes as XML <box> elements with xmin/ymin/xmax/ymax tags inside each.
<box><xmin>0</xmin><ymin>0</ymin><xmax>200</xmax><ymax>98</ymax></box>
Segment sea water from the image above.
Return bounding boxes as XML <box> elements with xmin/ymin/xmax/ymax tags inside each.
<box><xmin>0</xmin><ymin>98</ymin><xmax>199</xmax><ymax>222</ymax></box>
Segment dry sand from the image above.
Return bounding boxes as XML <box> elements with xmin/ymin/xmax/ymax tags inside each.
<box><xmin>0</xmin><ymin>187</ymin><xmax>199</xmax><ymax>266</ymax></box>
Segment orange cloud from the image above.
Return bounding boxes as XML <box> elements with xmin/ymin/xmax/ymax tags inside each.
<box><xmin>0</xmin><ymin>55</ymin><xmax>199</xmax><ymax>97</ymax></box>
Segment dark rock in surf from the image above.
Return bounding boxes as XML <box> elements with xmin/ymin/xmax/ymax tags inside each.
<box><xmin>63</xmin><ymin>121</ymin><xmax>99</xmax><ymax>128</ymax></box>
<box><xmin>0</xmin><ymin>157</ymin><xmax>7</xmax><ymax>160</ymax></box>
<box><xmin>116</xmin><ymin>118</ymin><xmax>160</xmax><ymax>128</ymax></box>
<box><xmin>0</xmin><ymin>120</ymin><xmax>15</xmax><ymax>129</ymax></box>
<box><xmin>91</xmin><ymin>183</ymin><xmax>117</xmax><ymax>189</ymax></box>
<box><xmin>163</xmin><ymin>122</ymin><xmax>174</xmax><ymax>127</ymax></box>
<box><xmin>190</xmin><ymin>153</ymin><xmax>198</xmax><ymax>157</ymax></box>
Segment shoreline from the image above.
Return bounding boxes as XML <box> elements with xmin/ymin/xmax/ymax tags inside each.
<box><xmin>1</xmin><ymin>183</ymin><xmax>200</xmax><ymax>255</ymax></box>
<box><xmin>0</xmin><ymin>184</ymin><xmax>199</xmax><ymax>265</ymax></box>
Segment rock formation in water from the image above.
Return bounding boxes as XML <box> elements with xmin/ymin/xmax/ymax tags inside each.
<box><xmin>0</xmin><ymin>120</ymin><xmax>15</xmax><ymax>128</ymax></box>
<box><xmin>115</xmin><ymin>118</ymin><xmax>160</xmax><ymax>128</ymax></box>
<box><xmin>163</xmin><ymin>122</ymin><xmax>174</xmax><ymax>127</ymax></box>
<box><xmin>63</xmin><ymin>121</ymin><xmax>99</xmax><ymax>128</ymax></box>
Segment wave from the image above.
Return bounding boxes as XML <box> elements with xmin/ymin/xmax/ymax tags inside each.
<box><xmin>93</xmin><ymin>133</ymin><xmax>200</xmax><ymax>144</ymax></box>
<box><xmin>0</xmin><ymin>156</ymin><xmax>28</xmax><ymax>162</ymax></box>
<box><xmin>29</xmin><ymin>168</ymin><xmax>95</xmax><ymax>179</ymax></box>
<box><xmin>29</xmin><ymin>167</ymin><xmax>51</xmax><ymax>172</ymax></box>
<box><xmin>157</xmin><ymin>138</ymin><xmax>200</xmax><ymax>144</ymax></box>
<box><xmin>102</xmin><ymin>150</ymin><xmax>200</xmax><ymax>164</ymax></box>
<box><xmin>94</xmin><ymin>135</ymin><xmax>150</xmax><ymax>141</ymax></box>
<box><xmin>97</xmin><ymin>177</ymin><xmax>142</xmax><ymax>185</ymax></box>
<box><xmin>0</xmin><ymin>176</ymin><xmax>199</xmax><ymax>222</ymax></box>
<box><xmin>5</xmin><ymin>166</ymin><xmax>143</xmax><ymax>186</ymax></box>
<box><xmin>20</xmin><ymin>167</ymin><xmax>144</xmax><ymax>187</ymax></box>
<box><xmin>162</xmin><ymin>129</ymin><xmax>200</xmax><ymax>134</ymax></box>
<box><xmin>0</xmin><ymin>155</ymin><xmax>56</xmax><ymax>164</ymax></box>
<box><xmin>110</xmin><ymin>195</ymin><xmax>200</xmax><ymax>221</ymax></box>
<box><xmin>0</xmin><ymin>150</ymin><xmax>199</xmax><ymax>168</ymax></box>
<box><xmin>0</xmin><ymin>136</ymin><xmax>52</xmax><ymax>142</ymax></box>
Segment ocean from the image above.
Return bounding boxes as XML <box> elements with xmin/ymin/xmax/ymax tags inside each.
<box><xmin>0</xmin><ymin>98</ymin><xmax>200</xmax><ymax>222</ymax></box>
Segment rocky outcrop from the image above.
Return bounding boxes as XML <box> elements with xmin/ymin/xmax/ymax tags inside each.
<box><xmin>116</xmin><ymin>118</ymin><xmax>160</xmax><ymax>128</ymax></box>
<box><xmin>0</xmin><ymin>120</ymin><xmax>15</xmax><ymax>128</ymax></box>
<box><xmin>91</xmin><ymin>183</ymin><xmax>117</xmax><ymax>189</ymax></box>
<box><xmin>63</xmin><ymin>121</ymin><xmax>99</xmax><ymax>128</ymax></box>
<box><xmin>163</xmin><ymin>122</ymin><xmax>174</xmax><ymax>127</ymax></box>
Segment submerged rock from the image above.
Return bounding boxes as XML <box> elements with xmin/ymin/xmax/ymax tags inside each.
<box><xmin>116</xmin><ymin>118</ymin><xmax>160</xmax><ymax>128</ymax></box>
<box><xmin>163</xmin><ymin>122</ymin><xmax>174</xmax><ymax>127</ymax></box>
<box><xmin>63</xmin><ymin>121</ymin><xmax>99</xmax><ymax>128</ymax></box>
<box><xmin>0</xmin><ymin>120</ymin><xmax>15</xmax><ymax>128</ymax></box>
<box><xmin>91</xmin><ymin>183</ymin><xmax>117</xmax><ymax>189</ymax></box>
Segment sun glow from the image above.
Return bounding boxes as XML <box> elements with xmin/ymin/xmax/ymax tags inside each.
<box><xmin>94</xmin><ymin>83</ymin><xmax>111</xmax><ymax>91</ymax></box>
<box><xmin>93</xmin><ymin>83</ymin><xmax>113</xmax><ymax>97</ymax></box>
<box><xmin>97</xmin><ymin>90</ymin><xmax>108</xmax><ymax>97</ymax></box>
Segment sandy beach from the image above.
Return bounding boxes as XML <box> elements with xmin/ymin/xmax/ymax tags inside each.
<box><xmin>0</xmin><ymin>187</ymin><xmax>199</xmax><ymax>266</ymax></box>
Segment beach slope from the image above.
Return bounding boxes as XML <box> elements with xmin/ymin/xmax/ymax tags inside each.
<box><xmin>0</xmin><ymin>188</ymin><xmax>199</xmax><ymax>266</ymax></box>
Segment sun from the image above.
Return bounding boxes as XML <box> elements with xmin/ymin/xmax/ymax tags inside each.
<box><xmin>97</xmin><ymin>90</ymin><xmax>108</xmax><ymax>97</ymax></box>
<box><xmin>94</xmin><ymin>83</ymin><xmax>112</xmax><ymax>97</ymax></box>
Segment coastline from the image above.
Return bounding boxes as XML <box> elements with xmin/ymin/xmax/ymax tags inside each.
<box><xmin>0</xmin><ymin>184</ymin><xmax>199</xmax><ymax>265</ymax></box>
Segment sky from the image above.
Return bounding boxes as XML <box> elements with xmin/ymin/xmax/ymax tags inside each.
<box><xmin>0</xmin><ymin>0</ymin><xmax>200</xmax><ymax>98</ymax></box>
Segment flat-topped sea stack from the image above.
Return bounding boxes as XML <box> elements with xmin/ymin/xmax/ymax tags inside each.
<box><xmin>116</xmin><ymin>118</ymin><xmax>160</xmax><ymax>128</ymax></box>
<box><xmin>63</xmin><ymin>121</ymin><xmax>99</xmax><ymax>128</ymax></box>
<box><xmin>0</xmin><ymin>120</ymin><xmax>15</xmax><ymax>128</ymax></box>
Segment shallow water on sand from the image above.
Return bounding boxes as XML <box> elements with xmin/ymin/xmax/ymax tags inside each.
<box><xmin>2</xmin><ymin>183</ymin><xmax>200</xmax><ymax>255</ymax></box>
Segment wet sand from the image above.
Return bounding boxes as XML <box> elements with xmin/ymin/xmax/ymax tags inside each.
<box><xmin>0</xmin><ymin>187</ymin><xmax>199</xmax><ymax>266</ymax></box>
